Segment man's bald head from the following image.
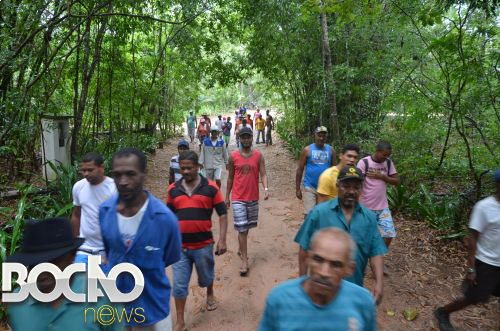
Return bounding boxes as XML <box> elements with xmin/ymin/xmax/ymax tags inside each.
<box><xmin>310</xmin><ymin>228</ymin><xmax>357</xmax><ymax>261</ymax></box>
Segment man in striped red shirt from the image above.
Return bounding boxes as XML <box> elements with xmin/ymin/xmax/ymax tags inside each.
<box><xmin>167</xmin><ymin>150</ymin><xmax>227</xmax><ymax>331</ymax></box>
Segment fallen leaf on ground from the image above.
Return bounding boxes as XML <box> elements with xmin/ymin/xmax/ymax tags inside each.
<box><xmin>403</xmin><ymin>308</ymin><xmax>419</xmax><ymax>321</ymax></box>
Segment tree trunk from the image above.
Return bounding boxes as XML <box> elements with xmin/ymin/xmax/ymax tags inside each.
<box><xmin>319</xmin><ymin>1</ymin><xmax>340</xmax><ymax>142</ymax></box>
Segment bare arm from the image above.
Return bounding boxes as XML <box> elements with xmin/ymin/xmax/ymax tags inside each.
<box><xmin>215</xmin><ymin>214</ymin><xmax>228</xmax><ymax>255</ymax></box>
<box><xmin>71</xmin><ymin>206</ymin><xmax>81</xmax><ymax>237</ymax></box>
<box><xmin>299</xmin><ymin>247</ymin><xmax>308</xmax><ymax>276</ymax></box>
<box><xmin>465</xmin><ymin>229</ymin><xmax>480</xmax><ymax>285</ymax></box>
<box><xmin>259</xmin><ymin>154</ymin><xmax>269</xmax><ymax>200</ymax></box>
<box><xmin>366</xmin><ymin>172</ymin><xmax>400</xmax><ymax>186</ymax></box>
<box><xmin>169</xmin><ymin>168</ymin><xmax>175</xmax><ymax>184</ymax></box>
<box><xmin>295</xmin><ymin>147</ymin><xmax>309</xmax><ymax>199</ymax></box>
<box><xmin>369</xmin><ymin>255</ymin><xmax>384</xmax><ymax>305</ymax></box>
<box><xmin>225</xmin><ymin>155</ymin><xmax>235</xmax><ymax>208</ymax></box>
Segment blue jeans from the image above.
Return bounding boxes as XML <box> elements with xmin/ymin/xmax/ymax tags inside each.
<box><xmin>172</xmin><ymin>244</ymin><xmax>215</xmax><ymax>299</ymax></box>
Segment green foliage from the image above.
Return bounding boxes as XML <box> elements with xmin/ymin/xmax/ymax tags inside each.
<box><xmin>408</xmin><ymin>184</ymin><xmax>468</xmax><ymax>234</ymax></box>
<box><xmin>387</xmin><ymin>185</ymin><xmax>414</xmax><ymax>215</ymax></box>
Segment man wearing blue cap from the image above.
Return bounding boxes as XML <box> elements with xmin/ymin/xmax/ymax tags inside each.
<box><xmin>169</xmin><ymin>140</ymin><xmax>190</xmax><ymax>184</ymax></box>
<box><xmin>434</xmin><ymin>169</ymin><xmax>500</xmax><ymax>331</ymax></box>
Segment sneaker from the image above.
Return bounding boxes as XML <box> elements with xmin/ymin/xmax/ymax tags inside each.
<box><xmin>434</xmin><ymin>308</ymin><xmax>455</xmax><ymax>331</ymax></box>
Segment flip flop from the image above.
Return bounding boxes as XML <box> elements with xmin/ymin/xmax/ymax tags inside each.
<box><xmin>206</xmin><ymin>299</ymin><xmax>217</xmax><ymax>311</ymax></box>
<box><xmin>239</xmin><ymin>262</ymin><xmax>249</xmax><ymax>276</ymax></box>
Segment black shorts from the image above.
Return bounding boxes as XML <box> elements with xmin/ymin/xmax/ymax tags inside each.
<box><xmin>463</xmin><ymin>259</ymin><xmax>500</xmax><ymax>304</ymax></box>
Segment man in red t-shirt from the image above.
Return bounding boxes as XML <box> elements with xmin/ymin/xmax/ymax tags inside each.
<box><xmin>167</xmin><ymin>151</ymin><xmax>227</xmax><ymax>331</ymax></box>
<box><xmin>225</xmin><ymin>127</ymin><xmax>269</xmax><ymax>276</ymax></box>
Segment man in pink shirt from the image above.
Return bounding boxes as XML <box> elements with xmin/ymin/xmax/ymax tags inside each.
<box><xmin>357</xmin><ymin>141</ymin><xmax>400</xmax><ymax>251</ymax></box>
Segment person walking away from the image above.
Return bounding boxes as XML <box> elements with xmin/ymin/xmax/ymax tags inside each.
<box><xmin>71</xmin><ymin>152</ymin><xmax>116</xmax><ymax>271</ymax></box>
<box><xmin>222</xmin><ymin>117</ymin><xmax>232</xmax><ymax>147</ymax></box>
<box><xmin>255</xmin><ymin>114</ymin><xmax>266</xmax><ymax>144</ymax></box>
<box><xmin>7</xmin><ymin>218</ymin><xmax>123</xmax><ymax>331</ymax></box>
<box><xmin>295</xmin><ymin>126</ymin><xmax>335</xmax><ymax>216</ymax></box>
<box><xmin>200</xmin><ymin>128</ymin><xmax>228</xmax><ymax>188</ymax></box>
<box><xmin>99</xmin><ymin>148</ymin><xmax>182</xmax><ymax>330</ymax></box>
<box><xmin>186</xmin><ymin>111</ymin><xmax>197</xmax><ymax>144</ymax></box>
<box><xmin>295</xmin><ymin>166</ymin><xmax>387</xmax><ymax>305</ymax></box>
<box><xmin>225</xmin><ymin>127</ymin><xmax>269</xmax><ymax>276</ymax></box>
<box><xmin>356</xmin><ymin>141</ymin><xmax>400</xmax><ymax>253</ymax></box>
<box><xmin>434</xmin><ymin>169</ymin><xmax>500</xmax><ymax>331</ymax></box>
<box><xmin>167</xmin><ymin>151</ymin><xmax>228</xmax><ymax>331</ymax></box>
<box><xmin>265</xmin><ymin>110</ymin><xmax>275</xmax><ymax>146</ymax></box>
<box><xmin>169</xmin><ymin>140</ymin><xmax>190</xmax><ymax>184</ymax></box>
<box><xmin>260</xmin><ymin>228</ymin><xmax>376</xmax><ymax>331</ymax></box>
<box><xmin>317</xmin><ymin>144</ymin><xmax>360</xmax><ymax>203</ymax></box>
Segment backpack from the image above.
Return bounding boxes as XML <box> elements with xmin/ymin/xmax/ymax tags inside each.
<box><xmin>362</xmin><ymin>157</ymin><xmax>391</xmax><ymax>174</ymax></box>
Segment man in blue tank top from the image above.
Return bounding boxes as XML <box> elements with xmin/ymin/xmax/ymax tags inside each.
<box><xmin>295</xmin><ymin>126</ymin><xmax>335</xmax><ymax>217</ymax></box>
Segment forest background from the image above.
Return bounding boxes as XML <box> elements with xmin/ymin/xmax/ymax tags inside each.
<box><xmin>0</xmin><ymin>0</ymin><xmax>498</xmax><ymax>318</ymax></box>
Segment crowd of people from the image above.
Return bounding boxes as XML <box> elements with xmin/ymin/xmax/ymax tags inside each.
<box><xmin>5</xmin><ymin>108</ymin><xmax>499</xmax><ymax>331</ymax></box>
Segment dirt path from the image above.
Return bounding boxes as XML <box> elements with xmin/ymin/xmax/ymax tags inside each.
<box><xmin>145</xmin><ymin>120</ymin><xmax>499</xmax><ymax>331</ymax></box>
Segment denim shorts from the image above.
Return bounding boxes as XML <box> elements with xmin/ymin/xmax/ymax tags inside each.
<box><xmin>172</xmin><ymin>244</ymin><xmax>215</xmax><ymax>298</ymax></box>
<box><xmin>373</xmin><ymin>208</ymin><xmax>396</xmax><ymax>238</ymax></box>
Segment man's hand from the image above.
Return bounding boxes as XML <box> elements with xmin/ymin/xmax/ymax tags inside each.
<box><xmin>225</xmin><ymin>197</ymin><xmax>231</xmax><ymax>209</ymax></box>
<box><xmin>372</xmin><ymin>282</ymin><xmax>384</xmax><ymax>305</ymax></box>
<box><xmin>264</xmin><ymin>190</ymin><xmax>269</xmax><ymax>200</ymax></box>
<box><xmin>296</xmin><ymin>188</ymin><xmax>302</xmax><ymax>200</ymax></box>
<box><xmin>465</xmin><ymin>270</ymin><xmax>477</xmax><ymax>286</ymax></box>
<box><xmin>215</xmin><ymin>240</ymin><xmax>227</xmax><ymax>256</ymax></box>
<box><xmin>366</xmin><ymin>170</ymin><xmax>385</xmax><ymax>180</ymax></box>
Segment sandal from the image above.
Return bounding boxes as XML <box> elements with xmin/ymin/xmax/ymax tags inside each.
<box><xmin>206</xmin><ymin>299</ymin><xmax>218</xmax><ymax>311</ymax></box>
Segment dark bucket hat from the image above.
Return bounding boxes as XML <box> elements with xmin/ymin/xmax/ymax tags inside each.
<box><xmin>7</xmin><ymin>218</ymin><xmax>84</xmax><ymax>266</ymax></box>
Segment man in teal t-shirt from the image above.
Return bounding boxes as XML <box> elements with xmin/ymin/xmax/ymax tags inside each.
<box><xmin>186</xmin><ymin>111</ymin><xmax>197</xmax><ymax>143</ymax></box>
<box><xmin>295</xmin><ymin>166</ymin><xmax>387</xmax><ymax>304</ymax></box>
<box><xmin>260</xmin><ymin>228</ymin><xmax>376</xmax><ymax>331</ymax></box>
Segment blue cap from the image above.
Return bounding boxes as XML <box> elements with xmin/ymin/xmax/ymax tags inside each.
<box><xmin>178</xmin><ymin>140</ymin><xmax>189</xmax><ymax>148</ymax></box>
<box><xmin>495</xmin><ymin>169</ymin><xmax>500</xmax><ymax>183</ymax></box>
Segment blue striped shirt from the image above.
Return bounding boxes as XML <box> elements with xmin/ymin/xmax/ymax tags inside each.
<box><xmin>259</xmin><ymin>277</ymin><xmax>376</xmax><ymax>331</ymax></box>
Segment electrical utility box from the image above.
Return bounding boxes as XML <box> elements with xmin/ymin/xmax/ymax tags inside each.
<box><xmin>41</xmin><ymin>115</ymin><xmax>72</xmax><ymax>181</ymax></box>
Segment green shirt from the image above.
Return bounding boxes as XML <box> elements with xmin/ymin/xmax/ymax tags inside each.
<box><xmin>8</xmin><ymin>273</ymin><xmax>123</xmax><ymax>331</ymax></box>
<box><xmin>294</xmin><ymin>198</ymin><xmax>387</xmax><ymax>286</ymax></box>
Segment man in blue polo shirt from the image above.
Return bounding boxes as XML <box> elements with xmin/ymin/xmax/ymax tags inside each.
<box><xmin>260</xmin><ymin>228</ymin><xmax>376</xmax><ymax>331</ymax></box>
<box><xmin>295</xmin><ymin>166</ymin><xmax>387</xmax><ymax>304</ymax></box>
<box><xmin>100</xmin><ymin>148</ymin><xmax>182</xmax><ymax>330</ymax></box>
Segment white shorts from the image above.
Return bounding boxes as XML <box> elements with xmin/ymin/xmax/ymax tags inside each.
<box><xmin>303</xmin><ymin>187</ymin><xmax>317</xmax><ymax>215</ymax></box>
<box><xmin>205</xmin><ymin>167</ymin><xmax>222</xmax><ymax>180</ymax></box>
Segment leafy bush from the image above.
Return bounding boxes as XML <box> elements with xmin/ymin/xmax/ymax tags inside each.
<box><xmin>387</xmin><ymin>185</ymin><xmax>414</xmax><ymax>214</ymax></box>
<box><xmin>409</xmin><ymin>184</ymin><xmax>468</xmax><ymax>237</ymax></box>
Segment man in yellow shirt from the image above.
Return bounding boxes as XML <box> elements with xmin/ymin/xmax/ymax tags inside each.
<box><xmin>255</xmin><ymin>114</ymin><xmax>266</xmax><ymax>144</ymax></box>
<box><xmin>317</xmin><ymin>144</ymin><xmax>360</xmax><ymax>203</ymax></box>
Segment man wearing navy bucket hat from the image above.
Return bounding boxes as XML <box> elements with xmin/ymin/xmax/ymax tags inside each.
<box><xmin>6</xmin><ymin>217</ymin><xmax>122</xmax><ymax>331</ymax></box>
<box><xmin>434</xmin><ymin>169</ymin><xmax>500</xmax><ymax>331</ymax></box>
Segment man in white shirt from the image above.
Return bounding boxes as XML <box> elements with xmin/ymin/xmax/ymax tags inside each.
<box><xmin>71</xmin><ymin>152</ymin><xmax>116</xmax><ymax>269</ymax></box>
<box><xmin>434</xmin><ymin>169</ymin><xmax>500</xmax><ymax>331</ymax></box>
<box><xmin>214</xmin><ymin>114</ymin><xmax>223</xmax><ymax>137</ymax></box>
